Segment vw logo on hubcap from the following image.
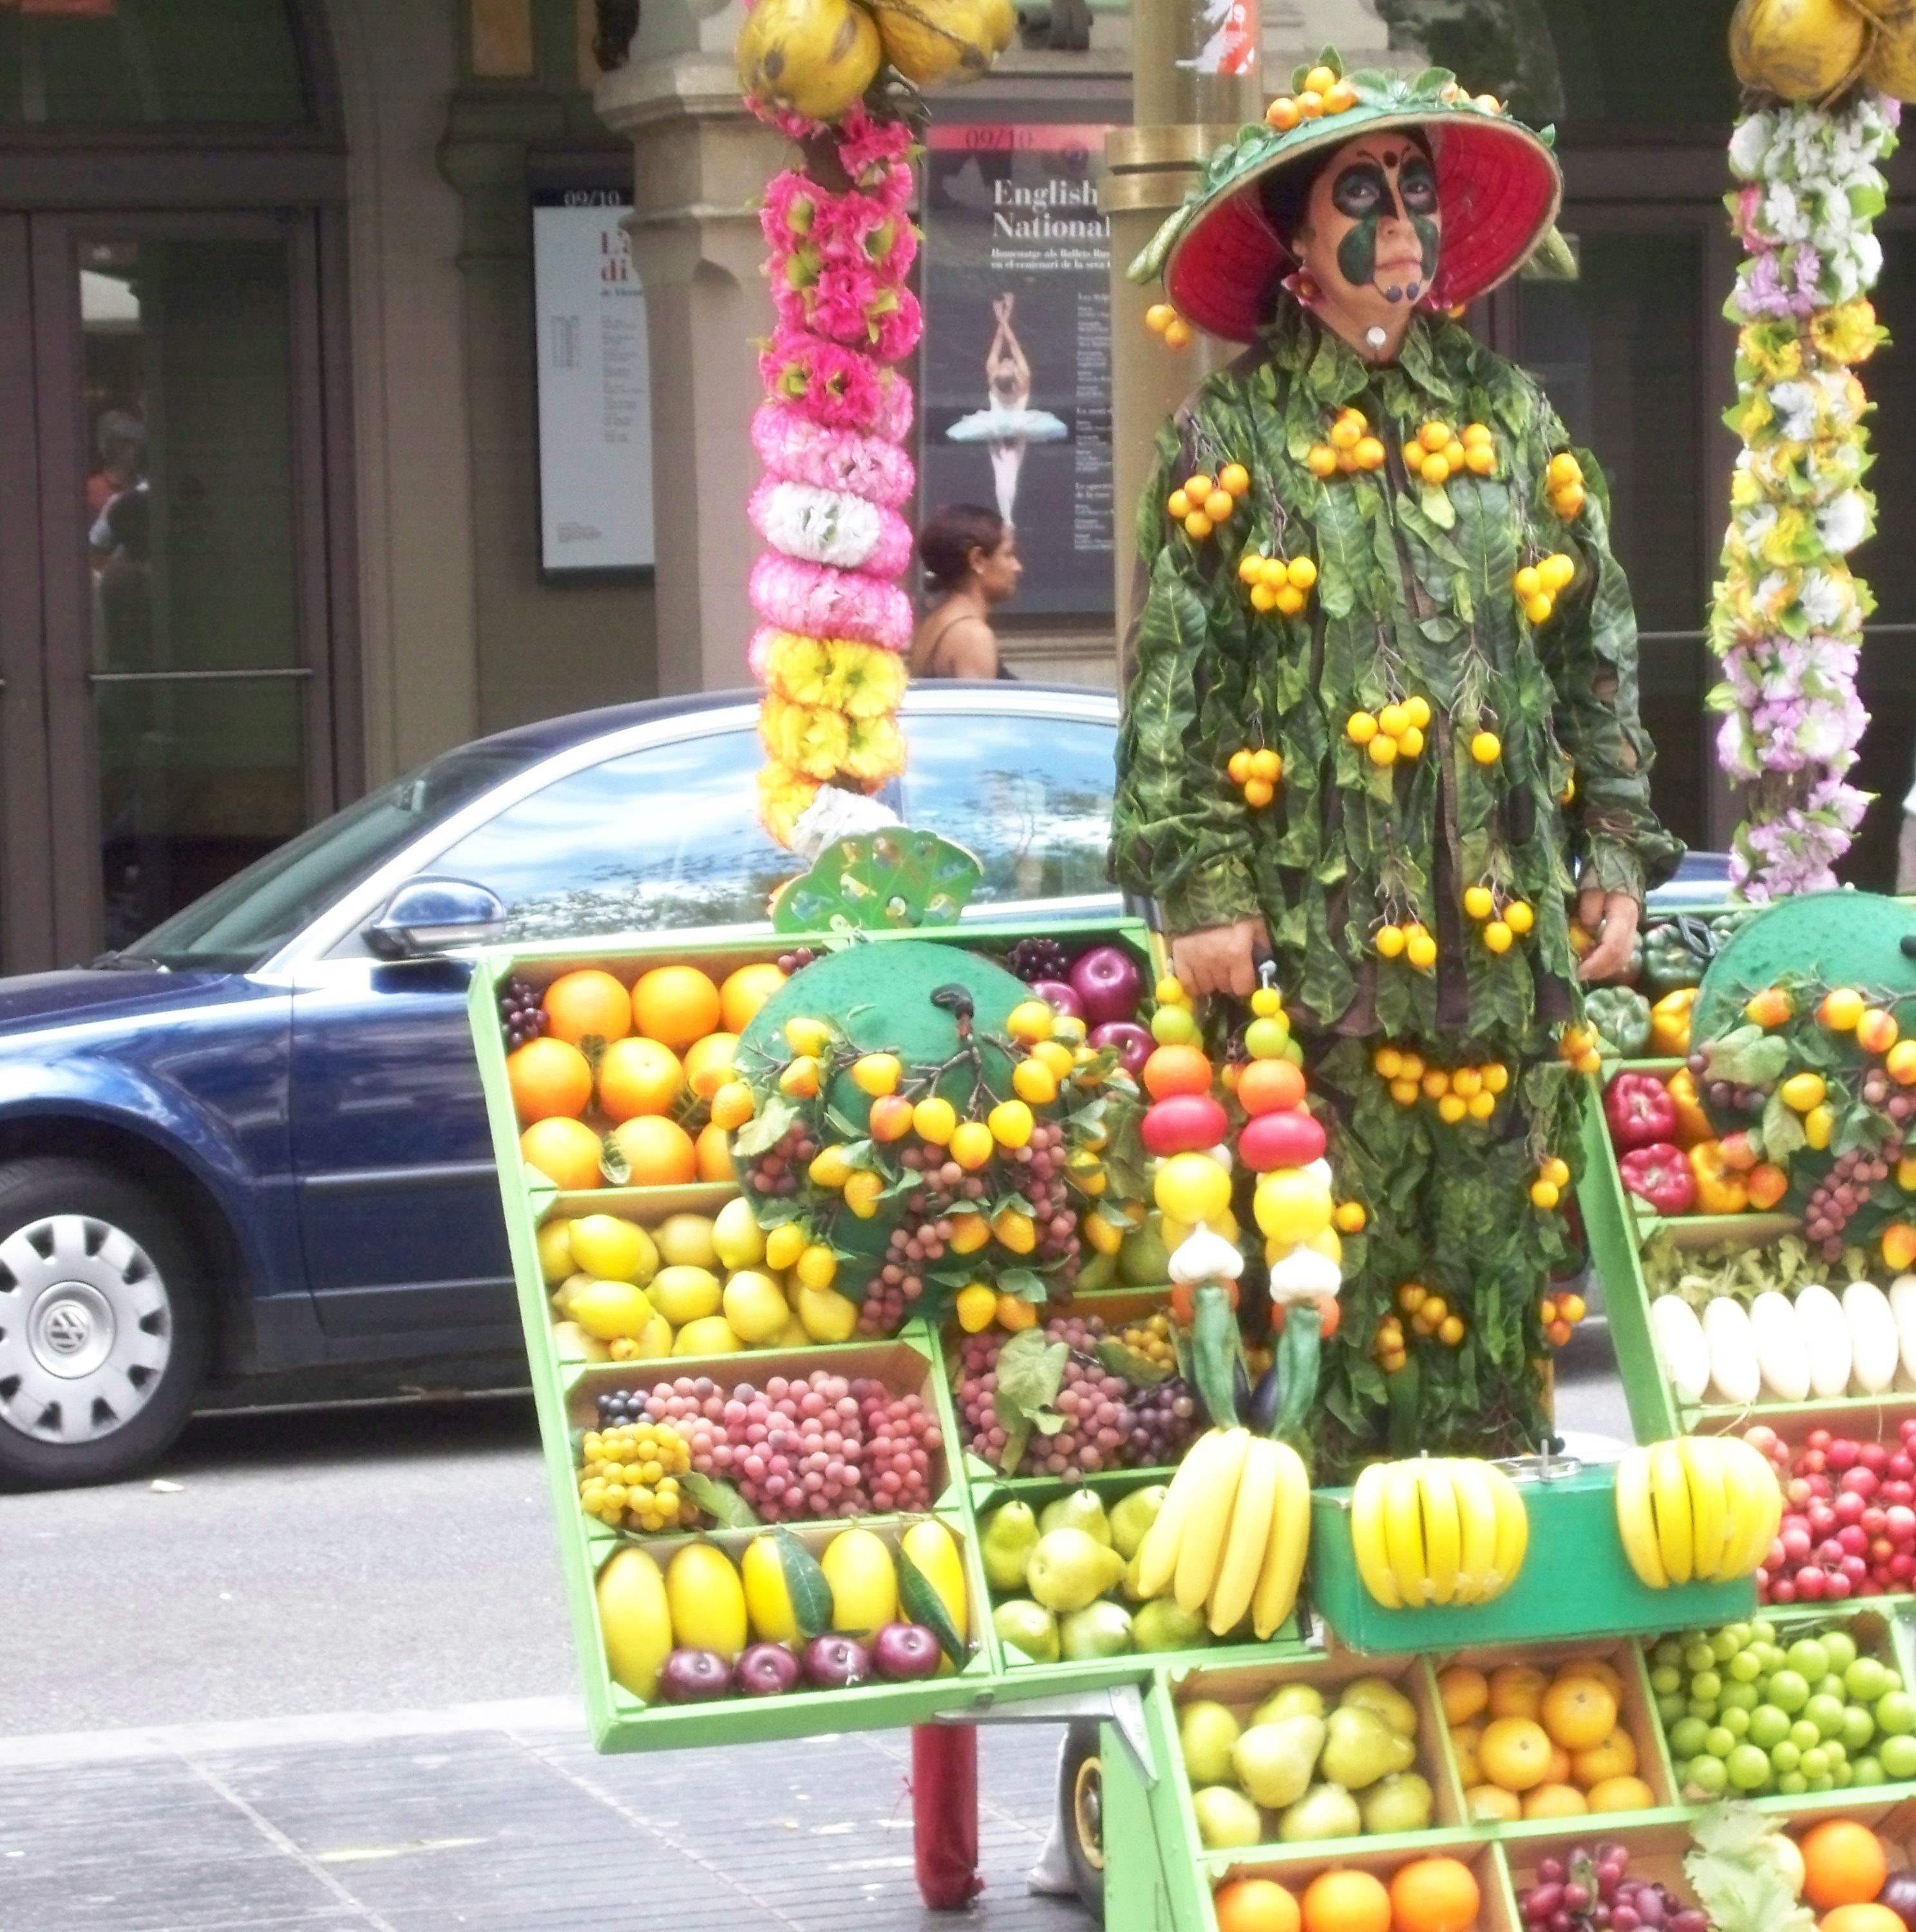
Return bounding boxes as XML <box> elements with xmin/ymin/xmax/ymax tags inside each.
<box><xmin>41</xmin><ymin>1302</ymin><xmax>93</xmax><ymax>1354</ymax></box>
<box><xmin>28</xmin><ymin>1280</ymin><xmax>117</xmax><ymax>1380</ymax></box>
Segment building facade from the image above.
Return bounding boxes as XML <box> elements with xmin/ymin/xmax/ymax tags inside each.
<box><xmin>0</xmin><ymin>0</ymin><xmax>1910</xmax><ymax>978</ymax></box>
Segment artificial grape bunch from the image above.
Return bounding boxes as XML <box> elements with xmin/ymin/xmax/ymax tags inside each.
<box><xmin>1517</xmin><ymin>1842</ymin><xmax>1705</xmax><ymax>1932</ymax></box>
<box><xmin>1546</xmin><ymin>450</ymin><xmax>1587</xmax><ymax>520</ymax></box>
<box><xmin>1685</xmin><ymin>1046</ymin><xmax>1773</xmax><ymax>1124</ymax></box>
<box><xmin>1401</xmin><ymin>417</ymin><xmax>1496</xmax><ymax>488</ymax></box>
<box><xmin>1372</xmin><ymin>1044</ymin><xmax>1510</xmax><ymax>1121</ymax></box>
<box><xmin>1143</xmin><ymin>301</ymin><xmax>1193</xmax><ymax>350</ymax></box>
<box><xmin>1513</xmin><ymin>551</ymin><xmax>1577</xmax><ymax>624</ymax></box>
<box><xmin>1804</xmin><ymin>1141</ymin><xmax>1902</xmax><ymax>1258</ymax></box>
<box><xmin>773</xmin><ymin>945</ymin><xmax>817</xmax><ymax>976</ymax></box>
<box><xmin>1005</xmin><ymin>935</ymin><xmax>1072</xmax><ymax>985</ymax></box>
<box><xmin>1236</xmin><ymin>548</ymin><xmax>1318</xmax><ymax>616</ymax></box>
<box><xmin>744</xmin><ymin>1117</ymin><xmax>820</xmax><ymax>1197</ymax></box>
<box><xmin>611</xmin><ymin>1370</ymin><xmax>942</xmax><ymax>1522</ymax></box>
<box><xmin>867</xmin><ymin>1143</ymin><xmax>989</xmax><ymax>1334</ymax></box>
<box><xmin>577</xmin><ymin>1418</ymin><xmax>694</xmax><ymax>1532</ymax></box>
<box><xmin>1461</xmin><ymin>881</ymin><xmax>1536</xmax><ymax>956</ymax></box>
<box><xmin>1306</xmin><ymin>404</ymin><xmax>1386</xmax><ymax>477</ymax></box>
<box><xmin>498</xmin><ymin>974</ymin><xmax>547</xmax><ymax>1052</ymax></box>
<box><xmin>1345</xmin><ymin>694</ymin><xmax>1430</xmax><ymax>768</ymax></box>
<box><xmin>1166</xmin><ymin>462</ymin><xmax>1251</xmax><ymax>542</ymax></box>
<box><xmin>1528</xmin><ymin>1153</ymin><xmax>1573</xmax><ymax>1209</ymax></box>
<box><xmin>1226</xmin><ymin>745</ymin><xmax>1284</xmax><ymax>810</ymax></box>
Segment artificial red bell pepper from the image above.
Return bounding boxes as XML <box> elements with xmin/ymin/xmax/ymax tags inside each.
<box><xmin>1665</xmin><ymin>1067</ymin><xmax>1713</xmax><ymax>1146</ymax></box>
<box><xmin>1688</xmin><ymin>1139</ymin><xmax>1749</xmax><ymax>1215</ymax></box>
<box><xmin>1606</xmin><ymin>1070</ymin><xmax>1680</xmax><ymax>1151</ymax></box>
<box><xmin>1619</xmin><ymin>1141</ymin><xmax>1697</xmax><ymax>1216</ymax></box>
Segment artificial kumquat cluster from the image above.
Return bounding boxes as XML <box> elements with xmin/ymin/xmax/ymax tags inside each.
<box><xmin>1402</xmin><ymin>418</ymin><xmax>1495</xmax><ymax>488</ymax></box>
<box><xmin>1557</xmin><ymin>1023</ymin><xmax>1602</xmax><ymax>1075</ymax></box>
<box><xmin>1371</xmin><ymin>916</ymin><xmax>1436</xmax><ymax>971</ymax></box>
<box><xmin>1460</xmin><ymin>882</ymin><xmax>1535</xmax><ymax>956</ymax></box>
<box><xmin>1264</xmin><ymin>61</ymin><xmax>1358</xmax><ymax>130</ymax></box>
<box><xmin>1539</xmin><ymin>1285</ymin><xmax>1587</xmax><ymax>1347</ymax></box>
<box><xmin>1226</xmin><ymin>745</ymin><xmax>1283</xmax><ymax>808</ymax></box>
<box><xmin>1546</xmin><ymin>450</ymin><xmax>1586</xmax><ymax>520</ymax></box>
<box><xmin>1398</xmin><ymin>1281</ymin><xmax>1466</xmax><ymax>1347</ymax></box>
<box><xmin>1345</xmin><ymin>694</ymin><xmax>1429</xmax><ymax>767</ymax></box>
<box><xmin>1237</xmin><ymin>548</ymin><xmax>1317</xmax><ymax>614</ymax></box>
<box><xmin>1143</xmin><ymin>301</ymin><xmax>1193</xmax><ymax>350</ymax></box>
<box><xmin>1528</xmin><ymin>1155</ymin><xmax>1573</xmax><ymax>1211</ymax></box>
<box><xmin>1166</xmin><ymin>462</ymin><xmax>1250</xmax><ymax>540</ymax></box>
<box><xmin>1307</xmin><ymin>404</ymin><xmax>1387</xmax><ymax>477</ymax></box>
<box><xmin>1372</xmin><ymin>1312</ymin><xmax>1409</xmax><ymax>1372</ymax></box>
<box><xmin>1372</xmin><ymin>1045</ymin><xmax>1509</xmax><ymax>1121</ymax></box>
<box><xmin>1512</xmin><ymin>551</ymin><xmax>1577</xmax><ymax>625</ymax></box>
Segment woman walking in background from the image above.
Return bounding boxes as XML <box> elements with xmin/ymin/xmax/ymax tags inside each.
<box><xmin>912</xmin><ymin>503</ymin><xmax>1022</xmax><ymax>679</ymax></box>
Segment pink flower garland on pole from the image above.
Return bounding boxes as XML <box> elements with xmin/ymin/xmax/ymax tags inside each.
<box><xmin>745</xmin><ymin>104</ymin><xmax>924</xmax><ymax>846</ymax></box>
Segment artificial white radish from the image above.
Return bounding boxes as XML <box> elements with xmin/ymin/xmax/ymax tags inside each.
<box><xmin>1649</xmin><ymin>1294</ymin><xmax>1711</xmax><ymax>1406</ymax></box>
<box><xmin>1748</xmin><ymin>1291</ymin><xmax>1810</xmax><ymax>1403</ymax></box>
<box><xmin>1702</xmin><ymin>1295</ymin><xmax>1761</xmax><ymax>1407</ymax></box>
<box><xmin>1844</xmin><ymin>1279</ymin><xmax>1901</xmax><ymax>1395</ymax></box>
<box><xmin>1890</xmin><ymin>1274</ymin><xmax>1916</xmax><ymax>1391</ymax></box>
<box><xmin>1794</xmin><ymin>1282</ymin><xmax>1853</xmax><ymax>1398</ymax></box>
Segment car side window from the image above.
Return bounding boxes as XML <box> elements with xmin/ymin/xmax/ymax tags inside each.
<box><xmin>900</xmin><ymin>713</ymin><xmax>1115</xmax><ymax>903</ymax></box>
<box><xmin>428</xmin><ymin>731</ymin><xmax>799</xmax><ymax>938</ymax></box>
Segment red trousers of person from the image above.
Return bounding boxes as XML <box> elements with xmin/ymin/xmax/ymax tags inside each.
<box><xmin>911</xmin><ymin>1722</ymin><xmax>983</xmax><ymax>1908</ymax></box>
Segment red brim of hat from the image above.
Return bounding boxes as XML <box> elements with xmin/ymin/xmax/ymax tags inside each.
<box><xmin>1164</xmin><ymin>116</ymin><xmax>1562</xmax><ymax>344</ymax></box>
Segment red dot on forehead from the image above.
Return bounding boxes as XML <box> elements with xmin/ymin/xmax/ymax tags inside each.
<box><xmin>1382</xmin><ymin>150</ymin><xmax>1399</xmax><ymax>166</ymax></box>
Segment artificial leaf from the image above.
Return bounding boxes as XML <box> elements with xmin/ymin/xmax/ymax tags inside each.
<box><xmin>1096</xmin><ymin>1338</ymin><xmax>1173</xmax><ymax>1386</ymax></box>
<box><xmin>598</xmin><ymin>1136</ymin><xmax>631</xmax><ymax>1186</ymax></box>
<box><xmin>1684</xmin><ymin>1801</ymin><xmax>1816</xmax><ymax>1932</ymax></box>
<box><xmin>771</xmin><ymin>828</ymin><xmax>983</xmax><ymax>934</ymax></box>
<box><xmin>773</xmin><ymin>1524</ymin><xmax>835</xmax><ymax>1638</ymax></box>
<box><xmin>1761</xmin><ymin>1089</ymin><xmax>1807</xmax><ymax>1160</ymax></box>
<box><xmin>991</xmin><ymin>1326</ymin><xmax>1068</xmax><ymax>1472</ymax></box>
<box><xmin>685</xmin><ymin>1473</ymin><xmax>763</xmax><ymax>1530</ymax></box>
<box><xmin>898</xmin><ymin>1543</ymin><xmax>970</xmax><ymax>1666</ymax></box>
<box><xmin>998</xmin><ymin>1266</ymin><xmax>1045</xmax><ymax>1303</ymax></box>
<box><xmin>733</xmin><ymin>1092</ymin><xmax>799</xmax><ymax>1157</ymax></box>
<box><xmin>1702</xmin><ymin>1025</ymin><xmax>1790</xmax><ymax>1088</ymax></box>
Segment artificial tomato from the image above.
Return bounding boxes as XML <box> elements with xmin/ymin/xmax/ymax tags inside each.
<box><xmin>1688</xmin><ymin>1140</ymin><xmax>1749</xmax><ymax>1216</ymax></box>
<box><xmin>1649</xmin><ymin>987</ymin><xmax>1697</xmax><ymax>1057</ymax></box>
<box><xmin>1665</xmin><ymin>1067</ymin><xmax>1713</xmax><ymax>1146</ymax></box>
<box><xmin>1618</xmin><ymin>1141</ymin><xmax>1696</xmax><ymax>1216</ymax></box>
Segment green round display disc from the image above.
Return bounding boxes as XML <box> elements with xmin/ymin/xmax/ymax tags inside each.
<box><xmin>1693</xmin><ymin>891</ymin><xmax>1916</xmax><ymax>1045</ymax></box>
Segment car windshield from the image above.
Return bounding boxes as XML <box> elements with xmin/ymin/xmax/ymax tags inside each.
<box><xmin>122</xmin><ymin>742</ymin><xmax>548</xmax><ymax>971</ymax></box>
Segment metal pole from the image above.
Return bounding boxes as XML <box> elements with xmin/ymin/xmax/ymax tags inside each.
<box><xmin>1102</xmin><ymin>0</ymin><xmax>1263</xmax><ymax>657</ymax></box>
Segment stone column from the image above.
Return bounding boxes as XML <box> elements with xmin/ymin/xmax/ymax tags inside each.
<box><xmin>596</xmin><ymin>0</ymin><xmax>786</xmax><ymax>694</ymax></box>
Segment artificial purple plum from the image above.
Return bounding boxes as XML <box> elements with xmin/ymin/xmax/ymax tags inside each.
<box><xmin>1088</xmin><ymin>1020</ymin><xmax>1152</xmax><ymax>1077</ymax></box>
<box><xmin>1029</xmin><ymin>979</ymin><xmax>1085</xmax><ymax>1022</ymax></box>
<box><xmin>803</xmin><ymin>1634</ymin><xmax>872</xmax><ymax>1689</ymax></box>
<box><xmin>1068</xmin><ymin>945</ymin><xmax>1143</xmax><ymax>1027</ymax></box>
<box><xmin>658</xmin><ymin>1648</ymin><xmax>732</xmax><ymax>1703</ymax></box>
<box><xmin>734</xmin><ymin>1643</ymin><xmax>802</xmax><ymax>1696</ymax></box>
<box><xmin>871</xmin><ymin>1623</ymin><xmax>942</xmax><ymax>1681</ymax></box>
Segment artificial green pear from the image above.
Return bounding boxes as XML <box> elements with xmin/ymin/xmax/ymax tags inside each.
<box><xmin>1109</xmin><ymin>1484</ymin><xmax>1168</xmax><ymax>1560</ymax></box>
<box><xmin>1133</xmin><ymin>1599</ymin><xmax>1209</xmax><ymax>1653</ymax></box>
<box><xmin>1040</xmin><ymin>1490</ymin><xmax>1112</xmax><ymax>1547</ymax></box>
<box><xmin>992</xmin><ymin>1598</ymin><xmax>1059</xmax><ymax>1663</ymax></box>
<box><xmin>1361</xmin><ymin>1771</ymin><xmax>1434</xmax><ymax>1835</ymax></box>
<box><xmin>1179</xmin><ymin>1700</ymin><xmax>1242</xmax><ymax>1786</ymax></box>
<box><xmin>1252</xmin><ymin>1683</ymin><xmax>1326</xmax><ymax>1728</ymax></box>
<box><xmin>1319</xmin><ymin>1705</ymin><xmax>1414</xmax><ymax>1790</ymax></box>
<box><xmin>980</xmin><ymin>1501</ymin><xmax>1039</xmax><ymax>1591</ymax></box>
<box><xmin>1276</xmin><ymin>1782</ymin><xmax>1363</xmax><ymax>1842</ymax></box>
<box><xmin>1026</xmin><ymin>1528</ymin><xmax>1126</xmax><ymax>1613</ymax></box>
<box><xmin>1230</xmin><ymin>1714</ymin><xmax>1326</xmax><ymax>1810</ymax></box>
<box><xmin>1061</xmin><ymin>1601</ymin><xmax>1135</xmax><ymax>1660</ymax></box>
<box><xmin>1191</xmin><ymin>1786</ymin><xmax>1263</xmax><ymax>1850</ymax></box>
<box><xmin>1338</xmin><ymin>1674</ymin><xmax>1419</xmax><ymax>1738</ymax></box>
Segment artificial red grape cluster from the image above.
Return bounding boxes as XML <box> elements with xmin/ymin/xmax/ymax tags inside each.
<box><xmin>1805</xmin><ymin>1137</ymin><xmax>1901</xmax><ymax>1258</ymax></box>
<box><xmin>1747</xmin><ymin>1419</ymin><xmax>1916</xmax><ymax>1604</ymax></box>
<box><xmin>954</xmin><ymin>1316</ymin><xmax>1196</xmax><ymax>1477</ymax></box>
<box><xmin>497</xmin><ymin>975</ymin><xmax>547</xmax><ymax>1052</ymax></box>
<box><xmin>609</xmin><ymin>1371</ymin><xmax>942</xmax><ymax>1522</ymax></box>
<box><xmin>745</xmin><ymin>1119</ymin><xmax>820</xmax><ymax>1198</ymax></box>
<box><xmin>1015</xmin><ymin>1119</ymin><xmax>1081</xmax><ymax>1271</ymax></box>
<box><xmin>862</xmin><ymin>1146</ymin><xmax>988</xmax><ymax>1336</ymax></box>
<box><xmin>1519</xmin><ymin>1843</ymin><xmax>1703</xmax><ymax>1932</ymax></box>
<box><xmin>773</xmin><ymin>945</ymin><xmax>817</xmax><ymax>976</ymax></box>
<box><xmin>1005</xmin><ymin>936</ymin><xmax>1072</xmax><ymax>983</ymax></box>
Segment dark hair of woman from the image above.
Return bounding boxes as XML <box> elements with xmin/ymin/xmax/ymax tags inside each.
<box><xmin>918</xmin><ymin>502</ymin><xmax>1007</xmax><ymax>592</ymax></box>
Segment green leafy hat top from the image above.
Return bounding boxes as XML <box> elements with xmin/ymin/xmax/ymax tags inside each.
<box><xmin>1132</xmin><ymin>51</ymin><xmax>1564</xmax><ymax>345</ymax></box>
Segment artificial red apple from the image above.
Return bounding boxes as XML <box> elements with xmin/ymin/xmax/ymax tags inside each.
<box><xmin>871</xmin><ymin>1624</ymin><xmax>942</xmax><ymax>1681</ymax></box>
<box><xmin>804</xmin><ymin>1635</ymin><xmax>871</xmax><ymax>1689</ymax></box>
<box><xmin>659</xmin><ymin>1648</ymin><xmax>732</xmax><ymax>1702</ymax></box>
<box><xmin>1089</xmin><ymin>1020</ymin><xmax>1152</xmax><ymax>1077</ymax></box>
<box><xmin>1068</xmin><ymin>945</ymin><xmax>1143</xmax><ymax>1027</ymax></box>
<box><xmin>1029</xmin><ymin>979</ymin><xmax>1085</xmax><ymax>1021</ymax></box>
<box><xmin>734</xmin><ymin>1643</ymin><xmax>802</xmax><ymax>1696</ymax></box>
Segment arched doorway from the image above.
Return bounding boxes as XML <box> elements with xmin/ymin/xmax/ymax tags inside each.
<box><xmin>0</xmin><ymin>0</ymin><xmax>354</xmax><ymax>973</ymax></box>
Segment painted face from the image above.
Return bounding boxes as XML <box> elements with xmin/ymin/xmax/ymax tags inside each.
<box><xmin>1293</xmin><ymin>135</ymin><xmax>1443</xmax><ymax>345</ymax></box>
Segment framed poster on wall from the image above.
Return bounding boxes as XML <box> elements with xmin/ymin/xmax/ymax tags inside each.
<box><xmin>919</xmin><ymin>124</ymin><xmax>1115</xmax><ymax>619</ymax></box>
<box><xmin>532</xmin><ymin>186</ymin><xmax>655</xmax><ymax>574</ymax></box>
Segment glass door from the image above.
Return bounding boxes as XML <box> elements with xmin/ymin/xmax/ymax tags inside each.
<box><xmin>1</xmin><ymin>211</ymin><xmax>335</xmax><ymax>972</ymax></box>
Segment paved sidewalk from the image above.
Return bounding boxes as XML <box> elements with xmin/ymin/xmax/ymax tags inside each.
<box><xmin>0</xmin><ymin>1702</ymin><xmax>1088</xmax><ymax>1932</ymax></box>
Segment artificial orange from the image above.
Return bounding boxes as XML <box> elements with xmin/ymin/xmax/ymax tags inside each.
<box><xmin>1389</xmin><ymin>1857</ymin><xmax>1480</xmax><ymax>1932</ymax></box>
<box><xmin>507</xmin><ymin>1037</ymin><xmax>594</xmax><ymax>1124</ymax></box>
<box><xmin>683</xmin><ymin>1032</ymin><xmax>741</xmax><ymax>1099</ymax></box>
<box><xmin>1464</xmin><ymin>1785</ymin><xmax>1519</xmax><ymax>1822</ymax></box>
<box><xmin>596</xmin><ymin>1036</ymin><xmax>685</xmax><ymax>1122</ymax></box>
<box><xmin>610</xmin><ymin>1113</ymin><xmax>698</xmax><ymax>1186</ymax></box>
<box><xmin>1821</xmin><ymin>1908</ymin><xmax>1904</xmax><ymax>1932</ymax></box>
<box><xmin>1522</xmin><ymin>1783</ymin><xmax>1588</xmax><ymax>1820</ymax></box>
<box><xmin>1215</xmin><ymin>1879</ymin><xmax>1301</xmax><ymax>1932</ymax></box>
<box><xmin>1544</xmin><ymin>1744</ymin><xmax>1573</xmax><ymax>1785</ymax></box>
<box><xmin>1585</xmin><ymin>1776</ymin><xmax>1655</xmax><ymax>1814</ymax></box>
<box><xmin>1541</xmin><ymin>1675</ymin><xmax>1616</xmax><ymax>1750</ymax></box>
<box><xmin>1486</xmin><ymin>1663</ymin><xmax>1547</xmax><ymax>1721</ymax></box>
<box><xmin>520</xmin><ymin>1117</ymin><xmax>605</xmax><ymax>1191</ymax></box>
<box><xmin>1301</xmin><ymin>1869</ymin><xmax>1391</xmax><ymax>1932</ymax></box>
<box><xmin>542</xmin><ymin>969</ymin><xmax>632</xmax><ymax>1047</ymax></box>
<box><xmin>1141</xmin><ymin>1043</ymin><xmax>1213</xmax><ymax>1099</ymax></box>
<box><xmin>720</xmin><ymin>960</ymin><xmax>786</xmax><ymax>1034</ymax></box>
<box><xmin>1479</xmin><ymin>1716</ymin><xmax>1551</xmax><ymax>1792</ymax></box>
<box><xmin>1800</xmin><ymin>1822</ymin><xmax>1889</xmax><ymax>1911</ymax></box>
<box><xmin>1237</xmin><ymin>1057</ymin><xmax>1307</xmax><ymax>1114</ymax></box>
<box><xmin>695</xmin><ymin>1121</ymin><xmax>734</xmax><ymax>1183</ymax></box>
<box><xmin>1570</xmin><ymin>1728</ymin><xmax>1638</xmax><ymax>1788</ymax></box>
<box><xmin>1437</xmin><ymin>1665</ymin><xmax>1489</xmax><ymax>1727</ymax></box>
<box><xmin>1555</xmin><ymin>1657</ymin><xmax>1627</xmax><ymax>1705</ymax></box>
<box><xmin>632</xmin><ymin>965</ymin><xmax>722</xmax><ymax>1050</ymax></box>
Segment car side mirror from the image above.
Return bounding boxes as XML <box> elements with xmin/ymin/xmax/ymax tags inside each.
<box><xmin>365</xmin><ymin>876</ymin><xmax>506</xmax><ymax>960</ymax></box>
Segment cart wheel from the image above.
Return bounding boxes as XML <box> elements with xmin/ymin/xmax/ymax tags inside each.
<box><xmin>1059</xmin><ymin>1719</ymin><xmax>1105</xmax><ymax>1917</ymax></box>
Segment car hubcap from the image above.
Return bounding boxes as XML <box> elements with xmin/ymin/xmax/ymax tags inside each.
<box><xmin>0</xmin><ymin>1214</ymin><xmax>171</xmax><ymax>1444</ymax></box>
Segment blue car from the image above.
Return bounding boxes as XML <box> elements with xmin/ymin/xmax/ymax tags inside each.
<box><xmin>0</xmin><ymin>683</ymin><xmax>1123</xmax><ymax>1488</ymax></box>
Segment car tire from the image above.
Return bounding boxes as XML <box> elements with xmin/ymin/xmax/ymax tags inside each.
<box><xmin>0</xmin><ymin>1158</ymin><xmax>209</xmax><ymax>1490</ymax></box>
<box><xmin>1059</xmin><ymin>1719</ymin><xmax>1105</xmax><ymax>1916</ymax></box>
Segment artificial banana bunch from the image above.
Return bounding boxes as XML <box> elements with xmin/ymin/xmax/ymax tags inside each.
<box><xmin>1133</xmin><ymin>1426</ymin><xmax>1313</xmax><ymax>1638</ymax></box>
<box><xmin>1351</xmin><ymin>1457</ymin><xmax>1529</xmax><ymax>1608</ymax></box>
<box><xmin>1615</xmin><ymin>1434</ymin><xmax>1782</xmax><ymax>1589</ymax></box>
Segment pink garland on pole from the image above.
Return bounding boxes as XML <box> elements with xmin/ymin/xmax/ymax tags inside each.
<box><xmin>744</xmin><ymin>102</ymin><xmax>923</xmax><ymax>845</ymax></box>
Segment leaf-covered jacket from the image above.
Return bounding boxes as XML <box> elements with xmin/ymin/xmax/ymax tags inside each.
<box><xmin>1111</xmin><ymin>299</ymin><xmax>1684</xmax><ymax>1046</ymax></box>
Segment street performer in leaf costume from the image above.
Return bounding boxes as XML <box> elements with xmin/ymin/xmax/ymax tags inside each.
<box><xmin>1112</xmin><ymin>56</ymin><xmax>1683</xmax><ymax>1477</ymax></box>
